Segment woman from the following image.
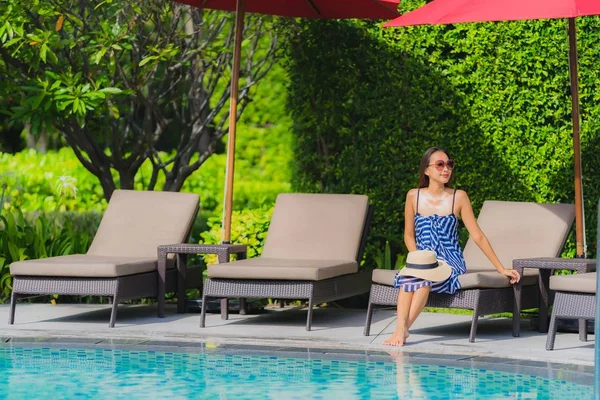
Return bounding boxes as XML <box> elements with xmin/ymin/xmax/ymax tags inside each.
<box><xmin>383</xmin><ymin>147</ymin><xmax>521</xmax><ymax>346</ymax></box>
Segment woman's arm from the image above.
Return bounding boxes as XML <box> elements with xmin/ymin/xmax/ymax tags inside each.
<box><xmin>456</xmin><ymin>191</ymin><xmax>520</xmax><ymax>283</ymax></box>
<box><xmin>404</xmin><ymin>189</ymin><xmax>418</xmax><ymax>252</ymax></box>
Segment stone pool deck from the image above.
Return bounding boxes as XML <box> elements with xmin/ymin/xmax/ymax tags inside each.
<box><xmin>0</xmin><ymin>303</ymin><xmax>594</xmax><ymax>366</ymax></box>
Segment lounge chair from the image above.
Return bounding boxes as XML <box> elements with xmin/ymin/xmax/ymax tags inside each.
<box><xmin>198</xmin><ymin>193</ymin><xmax>373</xmax><ymax>331</ymax></box>
<box><xmin>8</xmin><ymin>189</ymin><xmax>201</xmax><ymax>327</ymax></box>
<box><xmin>546</xmin><ymin>272</ymin><xmax>596</xmax><ymax>350</ymax></box>
<box><xmin>364</xmin><ymin>200</ymin><xmax>575</xmax><ymax>342</ymax></box>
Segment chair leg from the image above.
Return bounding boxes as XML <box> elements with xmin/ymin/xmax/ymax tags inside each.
<box><xmin>8</xmin><ymin>291</ymin><xmax>17</xmax><ymax>325</ymax></box>
<box><xmin>200</xmin><ymin>295</ymin><xmax>208</xmax><ymax>328</ymax></box>
<box><xmin>512</xmin><ymin>282</ymin><xmax>522</xmax><ymax>337</ymax></box>
<box><xmin>109</xmin><ymin>296</ymin><xmax>119</xmax><ymax>328</ymax></box>
<box><xmin>220</xmin><ymin>299</ymin><xmax>229</xmax><ymax>320</ymax></box>
<box><xmin>177</xmin><ymin>254</ymin><xmax>187</xmax><ymax>314</ymax></box>
<box><xmin>469</xmin><ymin>314</ymin><xmax>480</xmax><ymax>343</ymax></box>
<box><xmin>469</xmin><ymin>296</ymin><xmax>481</xmax><ymax>343</ymax></box>
<box><xmin>239</xmin><ymin>298</ymin><xmax>247</xmax><ymax>315</ymax></box>
<box><xmin>157</xmin><ymin>274</ymin><xmax>166</xmax><ymax>319</ymax></box>
<box><xmin>538</xmin><ymin>269</ymin><xmax>552</xmax><ymax>333</ymax></box>
<box><xmin>157</xmin><ymin>249</ymin><xmax>167</xmax><ymax>318</ymax></box>
<box><xmin>197</xmin><ymin>269</ymin><xmax>204</xmax><ymax>301</ymax></box>
<box><xmin>306</xmin><ymin>298</ymin><xmax>314</xmax><ymax>331</ymax></box>
<box><xmin>578</xmin><ymin>319</ymin><xmax>588</xmax><ymax>342</ymax></box>
<box><xmin>546</xmin><ymin>311</ymin><xmax>559</xmax><ymax>350</ymax></box>
<box><xmin>363</xmin><ymin>299</ymin><xmax>375</xmax><ymax>336</ymax></box>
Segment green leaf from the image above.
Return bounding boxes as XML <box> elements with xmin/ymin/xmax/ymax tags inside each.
<box><xmin>39</xmin><ymin>43</ymin><xmax>48</xmax><ymax>63</ymax></box>
<box><xmin>109</xmin><ymin>104</ymin><xmax>120</xmax><ymax>119</ymax></box>
<box><xmin>71</xmin><ymin>98</ymin><xmax>80</xmax><ymax>114</ymax></box>
<box><xmin>30</xmin><ymin>92</ymin><xmax>46</xmax><ymax>110</ymax></box>
<box><xmin>49</xmin><ymin>80</ymin><xmax>62</xmax><ymax>91</ymax></box>
<box><xmin>138</xmin><ymin>56</ymin><xmax>157</xmax><ymax>67</ymax></box>
<box><xmin>92</xmin><ymin>47</ymin><xmax>108</xmax><ymax>65</ymax></box>
<box><xmin>3</xmin><ymin>37</ymin><xmax>21</xmax><ymax>47</ymax></box>
<box><xmin>7</xmin><ymin>242</ymin><xmax>21</xmax><ymax>262</ymax></box>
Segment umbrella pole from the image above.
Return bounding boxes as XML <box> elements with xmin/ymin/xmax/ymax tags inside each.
<box><xmin>222</xmin><ymin>0</ymin><xmax>246</xmax><ymax>244</ymax></box>
<box><xmin>567</xmin><ymin>17</ymin><xmax>586</xmax><ymax>257</ymax></box>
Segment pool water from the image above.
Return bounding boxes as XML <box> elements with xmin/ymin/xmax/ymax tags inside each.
<box><xmin>0</xmin><ymin>344</ymin><xmax>593</xmax><ymax>399</ymax></box>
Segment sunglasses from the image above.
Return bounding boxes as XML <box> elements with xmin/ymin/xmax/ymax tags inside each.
<box><xmin>429</xmin><ymin>160</ymin><xmax>455</xmax><ymax>171</ymax></box>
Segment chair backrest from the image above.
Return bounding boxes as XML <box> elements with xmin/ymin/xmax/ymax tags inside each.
<box><xmin>262</xmin><ymin>193</ymin><xmax>370</xmax><ymax>261</ymax></box>
<box><xmin>463</xmin><ymin>201</ymin><xmax>574</xmax><ymax>271</ymax></box>
<box><xmin>87</xmin><ymin>190</ymin><xmax>199</xmax><ymax>258</ymax></box>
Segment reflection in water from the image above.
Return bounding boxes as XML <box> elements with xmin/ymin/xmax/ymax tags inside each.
<box><xmin>389</xmin><ymin>352</ymin><xmax>427</xmax><ymax>399</ymax></box>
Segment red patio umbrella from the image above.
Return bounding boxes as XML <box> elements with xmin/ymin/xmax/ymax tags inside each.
<box><xmin>384</xmin><ymin>0</ymin><xmax>600</xmax><ymax>257</ymax></box>
<box><xmin>176</xmin><ymin>0</ymin><xmax>399</xmax><ymax>243</ymax></box>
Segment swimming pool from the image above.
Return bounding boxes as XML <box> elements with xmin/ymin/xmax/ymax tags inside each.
<box><xmin>0</xmin><ymin>341</ymin><xmax>594</xmax><ymax>399</ymax></box>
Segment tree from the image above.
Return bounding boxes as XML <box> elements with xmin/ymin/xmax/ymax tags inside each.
<box><xmin>0</xmin><ymin>0</ymin><xmax>277</xmax><ymax>199</ymax></box>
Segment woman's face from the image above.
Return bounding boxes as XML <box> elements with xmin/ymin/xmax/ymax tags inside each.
<box><xmin>425</xmin><ymin>151</ymin><xmax>454</xmax><ymax>185</ymax></box>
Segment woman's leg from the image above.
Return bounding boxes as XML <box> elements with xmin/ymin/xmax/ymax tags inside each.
<box><xmin>384</xmin><ymin>289</ymin><xmax>413</xmax><ymax>346</ymax></box>
<box><xmin>407</xmin><ymin>286</ymin><xmax>431</xmax><ymax>329</ymax></box>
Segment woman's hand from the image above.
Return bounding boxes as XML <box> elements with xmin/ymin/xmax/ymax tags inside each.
<box><xmin>500</xmin><ymin>268</ymin><xmax>520</xmax><ymax>284</ymax></box>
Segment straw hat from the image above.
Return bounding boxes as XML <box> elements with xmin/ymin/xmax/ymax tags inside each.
<box><xmin>398</xmin><ymin>250</ymin><xmax>452</xmax><ymax>282</ymax></box>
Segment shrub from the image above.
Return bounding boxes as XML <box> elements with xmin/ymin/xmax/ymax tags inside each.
<box><xmin>0</xmin><ymin>137</ymin><xmax>292</xmax><ymax>216</ymax></box>
<box><xmin>0</xmin><ymin>149</ymin><xmax>107</xmax><ymax>212</ymax></box>
<box><xmin>0</xmin><ymin>209</ymin><xmax>97</xmax><ymax>301</ymax></box>
<box><xmin>199</xmin><ymin>207</ymin><xmax>273</xmax><ymax>265</ymax></box>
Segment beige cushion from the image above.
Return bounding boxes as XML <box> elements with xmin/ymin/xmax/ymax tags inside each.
<box><xmin>372</xmin><ymin>268</ymin><xmax>538</xmax><ymax>289</ymax></box>
<box><xmin>463</xmin><ymin>201</ymin><xmax>574</xmax><ymax>271</ymax></box>
<box><xmin>207</xmin><ymin>257</ymin><xmax>357</xmax><ymax>281</ymax></box>
<box><xmin>458</xmin><ymin>269</ymin><xmax>538</xmax><ymax>289</ymax></box>
<box><xmin>372</xmin><ymin>269</ymin><xmax>398</xmax><ymax>286</ymax></box>
<box><xmin>550</xmin><ymin>272</ymin><xmax>597</xmax><ymax>294</ymax></box>
<box><xmin>87</xmin><ymin>190</ymin><xmax>199</xmax><ymax>258</ymax></box>
<box><xmin>10</xmin><ymin>255</ymin><xmax>157</xmax><ymax>278</ymax></box>
<box><xmin>261</xmin><ymin>193</ymin><xmax>369</xmax><ymax>261</ymax></box>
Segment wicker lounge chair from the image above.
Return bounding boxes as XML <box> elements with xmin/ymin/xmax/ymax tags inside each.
<box><xmin>546</xmin><ymin>272</ymin><xmax>596</xmax><ymax>350</ymax></box>
<box><xmin>199</xmin><ymin>193</ymin><xmax>373</xmax><ymax>331</ymax></box>
<box><xmin>364</xmin><ymin>200</ymin><xmax>575</xmax><ymax>342</ymax></box>
<box><xmin>8</xmin><ymin>189</ymin><xmax>201</xmax><ymax>327</ymax></box>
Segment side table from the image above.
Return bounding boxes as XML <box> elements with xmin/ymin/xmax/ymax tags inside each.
<box><xmin>157</xmin><ymin>243</ymin><xmax>247</xmax><ymax>318</ymax></box>
<box><xmin>512</xmin><ymin>257</ymin><xmax>596</xmax><ymax>335</ymax></box>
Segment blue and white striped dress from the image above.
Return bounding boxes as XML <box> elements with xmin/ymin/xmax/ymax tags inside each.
<box><xmin>393</xmin><ymin>189</ymin><xmax>467</xmax><ymax>294</ymax></box>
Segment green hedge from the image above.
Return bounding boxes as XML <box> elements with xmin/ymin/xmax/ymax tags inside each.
<box><xmin>285</xmin><ymin>6</ymin><xmax>600</xmax><ymax>260</ymax></box>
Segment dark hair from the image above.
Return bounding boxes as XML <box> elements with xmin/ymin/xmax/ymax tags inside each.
<box><xmin>418</xmin><ymin>147</ymin><xmax>454</xmax><ymax>188</ymax></box>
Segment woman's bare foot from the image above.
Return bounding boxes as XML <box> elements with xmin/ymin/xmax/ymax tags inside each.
<box><xmin>384</xmin><ymin>326</ymin><xmax>408</xmax><ymax>346</ymax></box>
